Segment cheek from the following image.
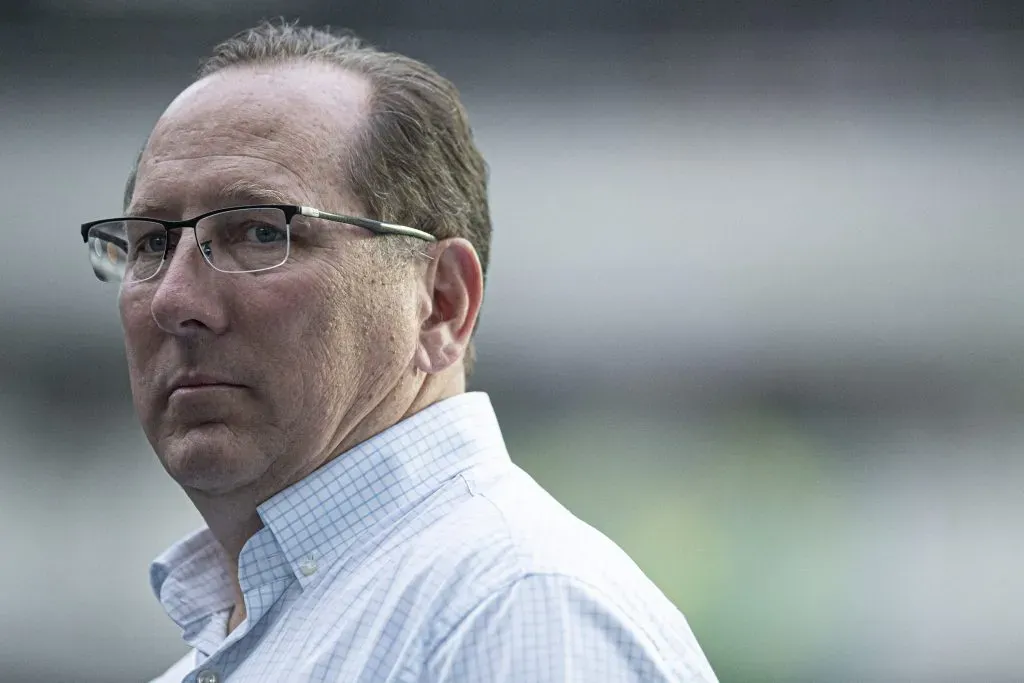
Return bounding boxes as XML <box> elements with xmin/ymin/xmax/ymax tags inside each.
<box><xmin>250</xmin><ymin>284</ymin><xmax>344</xmax><ymax>405</ymax></box>
<box><xmin>118</xmin><ymin>291</ymin><xmax>158</xmax><ymax>390</ymax></box>
<box><xmin>306</xmin><ymin>273</ymin><xmax>419</xmax><ymax>383</ymax></box>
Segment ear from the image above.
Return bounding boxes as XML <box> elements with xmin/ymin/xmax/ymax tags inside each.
<box><xmin>414</xmin><ymin>238</ymin><xmax>483</xmax><ymax>375</ymax></box>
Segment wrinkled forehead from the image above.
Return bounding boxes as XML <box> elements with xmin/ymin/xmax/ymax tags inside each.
<box><xmin>133</xmin><ymin>63</ymin><xmax>370</xmax><ymax>215</ymax></box>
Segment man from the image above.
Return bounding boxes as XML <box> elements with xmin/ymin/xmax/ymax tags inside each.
<box><xmin>80</xmin><ymin>21</ymin><xmax>718</xmax><ymax>683</ymax></box>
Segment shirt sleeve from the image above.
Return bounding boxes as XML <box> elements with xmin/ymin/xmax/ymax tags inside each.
<box><xmin>423</xmin><ymin>573</ymin><xmax>718</xmax><ymax>683</ymax></box>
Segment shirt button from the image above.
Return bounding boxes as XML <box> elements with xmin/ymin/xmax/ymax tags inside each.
<box><xmin>299</xmin><ymin>556</ymin><xmax>318</xmax><ymax>576</ymax></box>
<box><xmin>196</xmin><ymin>670</ymin><xmax>220</xmax><ymax>683</ymax></box>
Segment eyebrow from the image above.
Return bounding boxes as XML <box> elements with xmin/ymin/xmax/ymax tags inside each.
<box><xmin>215</xmin><ymin>179</ymin><xmax>296</xmax><ymax>207</ymax></box>
<box><xmin>127</xmin><ymin>180</ymin><xmax>296</xmax><ymax>218</ymax></box>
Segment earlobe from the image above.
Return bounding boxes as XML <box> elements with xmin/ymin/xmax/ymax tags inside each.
<box><xmin>412</xmin><ymin>345</ymin><xmax>434</xmax><ymax>374</ymax></box>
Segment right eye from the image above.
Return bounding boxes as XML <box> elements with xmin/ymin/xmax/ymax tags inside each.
<box><xmin>136</xmin><ymin>232</ymin><xmax>167</xmax><ymax>255</ymax></box>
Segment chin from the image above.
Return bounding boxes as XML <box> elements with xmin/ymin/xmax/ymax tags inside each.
<box><xmin>158</xmin><ymin>423</ymin><xmax>273</xmax><ymax>495</ymax></box>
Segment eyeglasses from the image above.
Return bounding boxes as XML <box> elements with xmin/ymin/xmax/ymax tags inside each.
<box><xmin>80</xmin><ymin>204</ymin><xmax>437</xmax><ymax>284</ymax></box>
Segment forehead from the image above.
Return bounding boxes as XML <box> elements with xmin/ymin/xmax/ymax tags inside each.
<box><xmin>132</xmin><ymin>63</ymin><xmax>370</xmax><ymax>214</ymax></box>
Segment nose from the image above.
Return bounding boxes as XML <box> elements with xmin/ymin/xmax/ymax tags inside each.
<box><xmin>149</xmin><ymin>229</ymin><xmax>229</xmax><ymax>337</ymax></box>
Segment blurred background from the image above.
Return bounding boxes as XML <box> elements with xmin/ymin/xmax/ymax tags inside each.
<box><xmin>1</xmin><ymin>1</ymin><xmax>1023</xmax><ymax>681</ymax></box>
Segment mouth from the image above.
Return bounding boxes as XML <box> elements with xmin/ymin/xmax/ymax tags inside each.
<box><xmin>170</xmin><ymin>383</ymin><xmax>242</xmax><ymax>396</ymax></box>
<box><xmin>168</xmin><ymin>375</ymin><xmax>245</xmax><ymax>398</ymax></box>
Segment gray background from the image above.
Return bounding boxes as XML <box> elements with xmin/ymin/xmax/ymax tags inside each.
<box><xmin>1</xmin><ymin>2</ymin><xmax>1022</xmax><ymax>681</ymax></box>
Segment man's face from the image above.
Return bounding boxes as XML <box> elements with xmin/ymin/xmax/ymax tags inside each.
<box><xmin>120</xmin><ymin>64</ymin><xmax>421</xmax><ymax>497</ymax></box>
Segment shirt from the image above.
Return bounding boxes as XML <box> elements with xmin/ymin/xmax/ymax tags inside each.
<box><xmin>148</xmin><ymin>392</ymin><xmax>718</xmax><ymax>683</ymax></box>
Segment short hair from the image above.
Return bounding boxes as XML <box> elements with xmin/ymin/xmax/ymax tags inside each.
<box><xmin>124</xmin><ymin>20</ymin><xmax>491</xmax><ymax>376</ymax></box>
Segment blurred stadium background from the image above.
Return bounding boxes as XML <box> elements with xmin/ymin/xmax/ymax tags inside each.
<box><xmin>1</xmin><ymin>2</ymin><xmax>1023</xmax><ymax>681</ymax></box>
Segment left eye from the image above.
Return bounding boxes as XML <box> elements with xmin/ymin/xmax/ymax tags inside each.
<box><xmin>245</xmin><ymin>224</ymin><xmax>286</xmax><ymax>244</ymax></box>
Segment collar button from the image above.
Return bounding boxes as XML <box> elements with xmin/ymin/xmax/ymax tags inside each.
<box><xmin>197</xmin><ymin>670</ymin><xmax>220</xmax><ymax>683</ymax></box>
<box><xmin>299</xmin><ymin>556</ymin><xmax>318</xmax><ymax>576</ymax></box>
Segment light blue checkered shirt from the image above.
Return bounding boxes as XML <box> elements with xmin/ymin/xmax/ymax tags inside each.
<box><xmin>148</xmin><ymin>392</ymin><xmax>718</xmax><ymax>683</ymax></box>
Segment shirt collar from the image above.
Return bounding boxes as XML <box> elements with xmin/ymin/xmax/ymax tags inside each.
<box><xmin>150</xmin><ymin>392</ymin><xmax>507</xmax><ymax>634</ymax></box>
<box><xmin>149</xmin><ymin>526</ymin><xmax>235</xmax><ymax>638</ymax></box>
<box><xmin>251</xmin><ymin>391</ymin><xmax>507</xmax><ymax>587</ymax></box>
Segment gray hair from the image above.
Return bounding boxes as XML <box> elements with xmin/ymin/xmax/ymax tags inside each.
<box><xmin>125</xmin><ymin>20</ymin><xmax>491</xmax><ymax>376</ymax></box>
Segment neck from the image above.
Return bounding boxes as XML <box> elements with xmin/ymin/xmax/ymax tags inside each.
<box><xmin>176</xmin><ymin>493</ymin><xmax>262</xmax><ymax>635</ymax></box>
<box><xmin>182</xmin><ymin>370</ymin><xmax>465</xmax><ymax>635</ymax></box>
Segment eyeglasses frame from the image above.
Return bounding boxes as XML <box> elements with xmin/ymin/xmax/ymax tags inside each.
<box><xmin>80</xmin><ymin>203</ymin><xmax>437</xmax><ymax>281</ymax></box>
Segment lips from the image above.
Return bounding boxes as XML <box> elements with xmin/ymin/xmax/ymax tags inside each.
<box><xmin>168</xmin><ymin>373</ymin><xmax>244</xmax><ymax>396</ymax></box>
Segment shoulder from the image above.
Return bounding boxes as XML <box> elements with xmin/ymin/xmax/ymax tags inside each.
<box><xmin>401</xmin><ymin>463</ymin><xmax>708</xmax><ymax>666</ymax></box>
<box><xmin>418</xmin><ymin>460</ymin><xmax>671</xmax><ymax>600</ymax></box>
<box><xmin>424</xmin><ymin>572</ymin><xmax>718</xmax><ymax>682</ymax></box>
